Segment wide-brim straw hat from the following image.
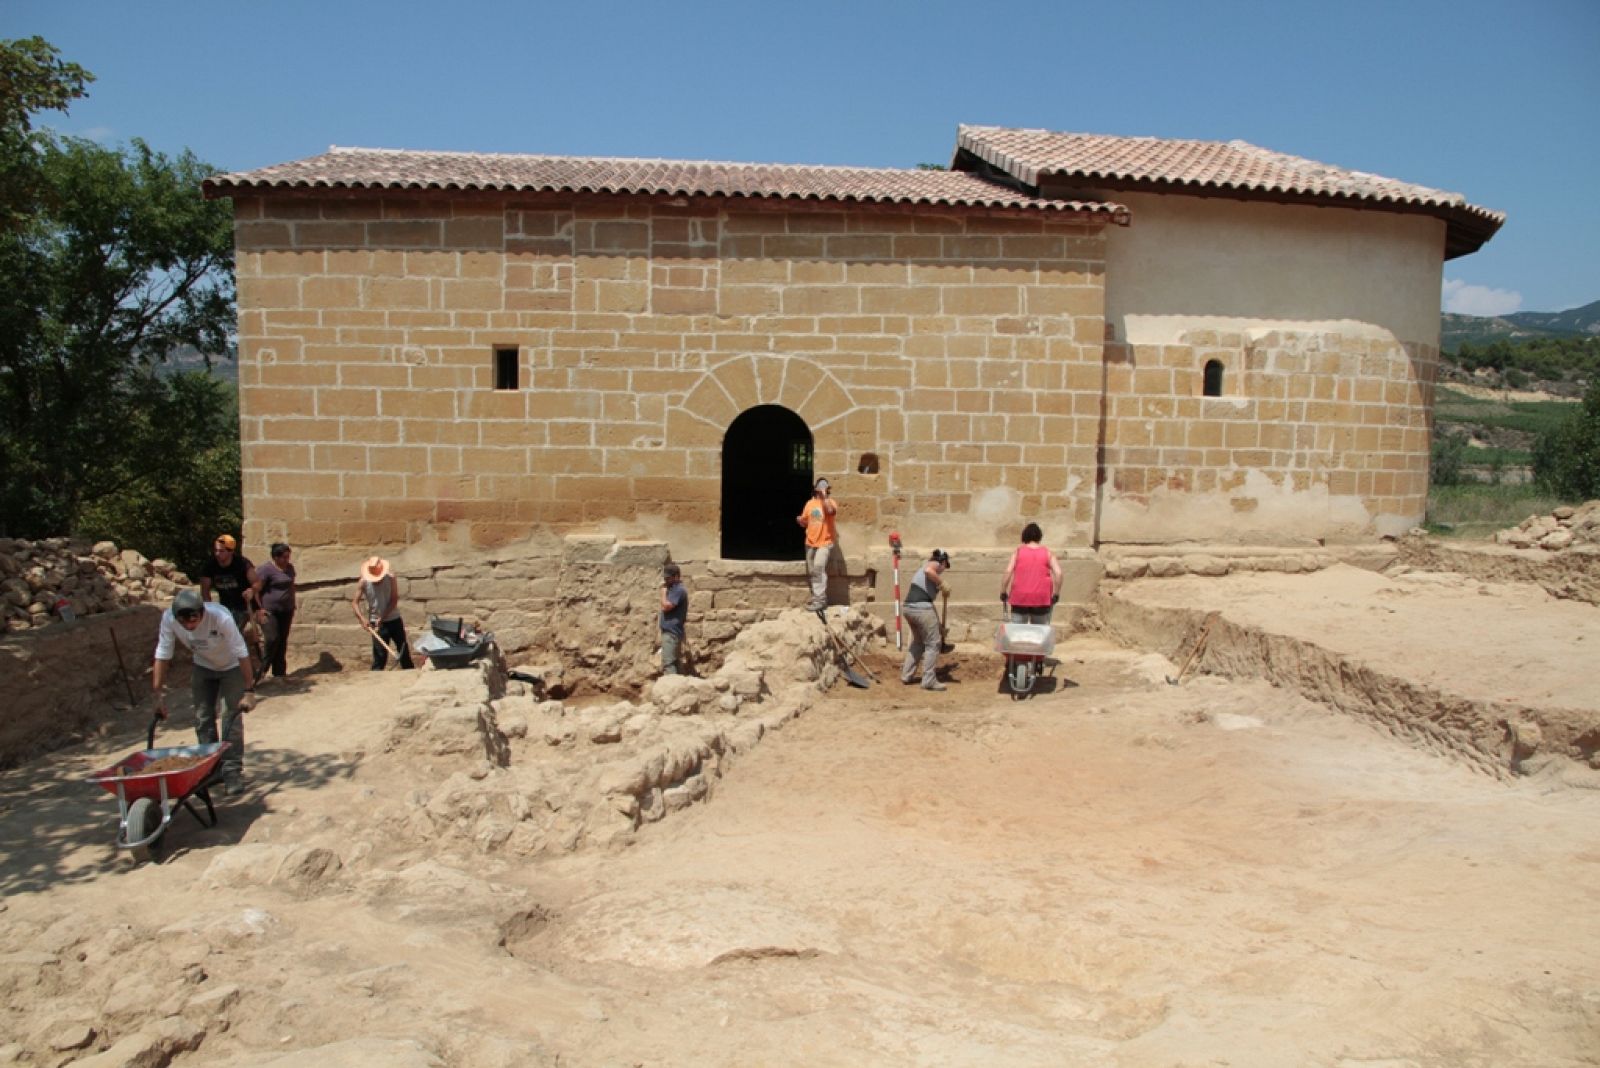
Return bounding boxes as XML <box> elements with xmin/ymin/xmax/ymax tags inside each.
<box><xmin>360</xmin><ymin>556</ymin><xmax>391</xmax><ymax>582</ymax></box>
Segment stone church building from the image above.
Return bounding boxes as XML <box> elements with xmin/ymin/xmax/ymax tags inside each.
<box><xmin>203</xmin><ymin>125</ymin><xmax>1501</xmax><ymax>610</ymax></box>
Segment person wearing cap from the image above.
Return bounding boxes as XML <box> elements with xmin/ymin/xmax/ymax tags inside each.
<box><xmin>200</xmin><ymin>534</ymin><xmax>259</xmax><ymax>631</ymax></box>
<box><xmin>151</xmin><ymin>587</ymin><xmax>256</xmax><ymax>795</ymax></box>
<box><xmin>659</xmin><ymin>562</ymin><xmax>688</xmax><ymax>675</ymax></box>
<box><xmin>352</xmin><ymin>556</ymin><xmax>414</xmax><ymax>670</ymax></box>
<box><xmin>795</xmin><ymin>477</ymin><xmax>838</xmax><ymax>616</ymax></box>
<box><xmin>901</xmin><ymin>549</ymin><xmax>951</xmax><ymax>691</ymax></box>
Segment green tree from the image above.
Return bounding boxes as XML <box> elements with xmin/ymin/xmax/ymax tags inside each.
<box><xmin>1532</xmin><ymin>379</ymin><xmax>1600</xmax><ymax>501</ymax></box>
<box><xmin>0</xmin><ymin>37</ymin><xmax>238</xmax><ymax>557</ymax></box>
<box><xmin>0</xmin><ymin>35</ymin><xmax>92</xmax><ymax>228</ymax></box>
<box><xmin>1431</xmin><ymin>430</ymin><xmax>1467</xmax><ymax>487</ymax></box>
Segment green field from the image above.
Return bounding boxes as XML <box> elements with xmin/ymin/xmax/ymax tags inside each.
<box><xmin>1425</xmin><ymin>483</ymin><xmax>1565</xmax><ymax>539</ymax></box>
<box><xmin>1433</xmin><ymin>386</ymin><xmax>1577</xmax><ymax>439</ymax></box>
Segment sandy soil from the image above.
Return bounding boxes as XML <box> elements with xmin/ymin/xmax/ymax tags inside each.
<box><xmin>1111</xmin><ymin>564</ymin><xmax>1600</xmax><ymax>709</ymax></box>
<box><xmin>3</xmin><ymin>581</ymin><xmax>1600</xmax><ymax>1067</ymax></box>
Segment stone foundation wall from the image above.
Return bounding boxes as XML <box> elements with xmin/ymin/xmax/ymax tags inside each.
<box><xmin>283</xmin><ymin>536</ymin><xmax>873</xmax><ymax>693</ymax></box>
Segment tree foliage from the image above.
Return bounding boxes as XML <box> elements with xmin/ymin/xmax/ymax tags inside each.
<box><xmin>0</xmin><ymin>37</ymin><xmax>239</xmax><ymax>562</ymax></box>
<box><xmin>1451</xmin><ymin>335</ymin><xmax>1600</xmax><ymax>383</ymax></box>
<box><xmin>0</xmin><ymin>35</ymin><xmax>92</xmax><ymax>230</ymax></box>
<box><xmin>1532</xmin><ymin>379</ymin><xmax>1600</xmax><ymax>502</ymax></box>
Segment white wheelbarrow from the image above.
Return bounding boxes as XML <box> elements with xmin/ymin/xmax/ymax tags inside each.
<box><xmin>994</xmin><ymin>618</ymin><xmax>1056</xmax><ymax>697</ymax></box>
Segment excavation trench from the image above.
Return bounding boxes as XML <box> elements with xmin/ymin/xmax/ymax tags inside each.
<box><xmin>1098</xmin><ymin>579</ymin><xmax>1600</xmax><ymax>780</ymax></box>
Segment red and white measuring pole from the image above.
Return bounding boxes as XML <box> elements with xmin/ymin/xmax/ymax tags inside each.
<box><xmin>888</xmin><ymin>531</ymin><xmax>903</xmax><ymax>650</ymax></box>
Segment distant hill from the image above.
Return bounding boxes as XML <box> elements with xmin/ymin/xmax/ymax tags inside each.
<box><xmin>161</xmin><ymin>344</ymin><xmax>238</xmax><ymax>384</ymax></box>
<box><xmin>1443</xmin><ymin>299</ymin><xmax>1600</xmax><ymax>350</ymax></box>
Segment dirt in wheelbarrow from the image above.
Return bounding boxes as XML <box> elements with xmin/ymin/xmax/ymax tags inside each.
<box><xmin>1</xmin><ymin>614</ymin><xmax>1599</xmax><ymax>1065</ymax></box>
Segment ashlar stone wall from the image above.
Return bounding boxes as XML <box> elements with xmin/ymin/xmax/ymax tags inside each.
<box><xmin>232</xmin><ymin>194</ymin><xmax>1112</xmax><ymax>570</ymax></box>
<box><xmin>1097</xmin><ymin>328</ymin><xmax>1436</xmax><ymax>543</ymax></box>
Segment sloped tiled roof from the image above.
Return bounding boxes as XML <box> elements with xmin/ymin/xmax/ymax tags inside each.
<box><xmin>954</xmin><ymin>125</ymin><xmax>1503</xmax><ymax>258</ymax></box>
<box><xmin>202</xmin><ymin>146</ymin><xmax>1129</xmax><ymax>221</ymax></box>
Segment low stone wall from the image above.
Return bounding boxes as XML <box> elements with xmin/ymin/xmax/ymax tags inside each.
<box><xmin>0</xmin><ymin>606</ymin><xmax>175</xmax><ymax>769</ymax></box>
<box><xmin>370</xmin><ymin>606</ymin><xmax>882</xmax><ymax>856</ymax></box>
<box><xmin>1</xmin><ymin>538</ymin><xmax>188</xmax><ymax>634</ymax></box>
<box><xmin>283</xmin><ymin>536</ymin><xmax>868</xmax><ymax>695</ymax></box>
<box><xmin>1099</xmin><ymin>543</ymin><xmax>1396</xmax><ymax>580</ymax></box>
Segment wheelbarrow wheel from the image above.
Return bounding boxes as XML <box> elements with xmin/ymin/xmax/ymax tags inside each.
<box><xmin>1008</xmin><ymin>657</ymin><xmax>1034</xmax><ymax>698</ymax></box>
<box><xmin>125</xmin><ymin>797</ymin><xmax>163</xmax><ymax>864</ymax></box>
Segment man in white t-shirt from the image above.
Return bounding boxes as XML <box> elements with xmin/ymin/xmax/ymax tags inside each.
<box><xmin>152</xmin><ymin>587</ymin><xmax>257</xmax><ymax>794</ymax></box>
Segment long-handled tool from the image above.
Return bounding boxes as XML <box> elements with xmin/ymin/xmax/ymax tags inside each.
<box><xmin>888</xmin><ymin>532</ymin><xmax>903</xmax><ymax>652</ymax></box>
<box><xmin>936</xmin><ymin>588</ymin><xmax>955</xmax><ymax>654</ymax></box>
<box><xmin>818</xmin><ymin>613</ymin><xmax>871</xmax><ymax>688</ymax></box>
<box><xmin>1166</xmin><ymin>611</ymin><xmax>1219</xmax><ymax>685</ymax></box>
<box><xmin>108</xmin><ymin>627</ymin><xmax>140</xmax><ymax>706</ymax></box>
<box><xmin>352</xmin><ymin>604</ymin><xmax>404</xmax><ymax>669</ymax></box>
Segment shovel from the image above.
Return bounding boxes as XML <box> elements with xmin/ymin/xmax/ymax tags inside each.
<box><xmin>352</xmin><ymin>604</ymin><xmax>405</xmax><ymax>669</ymax></box>
<box><xmin>936</xmin><ymin>589</ymin><xmax>955</xmax><ymax>654</ymax></box>
<box><xmin>1166</xmin><ymin>611</ymin><xmax>1219</xmax><ymax>685</ymax></box>
<box><xmin>818</xmin><ymin>611</ymin><xmax>872</xmax><ymax>688</ymax></box>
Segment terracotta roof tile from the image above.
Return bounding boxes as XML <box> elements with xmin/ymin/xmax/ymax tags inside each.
<box><xmin>203</xmin><ymin>146</ymin><xmax>1129</xmax><ymax>221</ymax></box>
<box><xmin>956</xmin><ymin>125</ymin><xmax>1502</xmax><ymax>257</ymax></box>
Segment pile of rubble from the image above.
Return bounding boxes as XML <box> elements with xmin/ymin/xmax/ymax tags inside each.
<box><xmin>0</xmin><ymin>538</ymin><xmax>190</xmax><ymax>633</ymax></box>
<box><xmin>1494</xmin><ymin>502</ymin><xmax>1600</xmax><ymax>550</ymax></box>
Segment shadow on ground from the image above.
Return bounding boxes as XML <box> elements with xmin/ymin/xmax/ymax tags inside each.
<box><xmin>0</xmin><ymin>685</ymin><xmax>352</xmax><ymax>896</ymax></box>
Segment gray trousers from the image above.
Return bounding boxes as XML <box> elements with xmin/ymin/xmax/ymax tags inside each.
<box><xmin>901</xmin><ymin>603</ymin><xmax>942</xmax><ymax>686</ymax></box>
<box><xmin>661</xmin><ymin>630</ymin><xmax>682</xmax><ymax>675</ymax></box>
<box><xmin>805</xmin><ymin>544</ymin><xmax>832</xmax><ymax>612</ymax></box>
<box><xmin>192</xmin><ymin>663</ymin><xmax>246</xmax><ymax>783</ymax></box>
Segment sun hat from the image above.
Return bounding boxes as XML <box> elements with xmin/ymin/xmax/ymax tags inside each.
<box><xmin>361</xmin><ymin>556</ymin><xmax>391</xmax><ymax>582</ymax></box>
<box><xmin>214</xmin><ymin>534</ymin><xmax>237</xmax><ymax>551</ymax></box>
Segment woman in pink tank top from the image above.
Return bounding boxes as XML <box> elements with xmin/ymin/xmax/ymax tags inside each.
<box><xmin>1001</xmin><ymin>522</ymin><xmax>1062</xmax><ymax>624</ymax></box>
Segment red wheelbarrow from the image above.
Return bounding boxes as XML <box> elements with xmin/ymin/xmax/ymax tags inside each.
<box><xmin>86</xmin><ymin>718</ymin><xmax>230</xmax><ymax>863</ymax></box>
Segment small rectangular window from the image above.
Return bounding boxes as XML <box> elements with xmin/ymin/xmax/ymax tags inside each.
<box><xmin>493</xmin><ymin>346</ymin><xmax>519</xmax><ymax>390</ymax></box>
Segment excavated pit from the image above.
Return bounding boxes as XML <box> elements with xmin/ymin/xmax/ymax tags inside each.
<box><xmin>1099</xmin><ymin>564</ymin><xmax>1600</xmax><ymax>783</ymax></box>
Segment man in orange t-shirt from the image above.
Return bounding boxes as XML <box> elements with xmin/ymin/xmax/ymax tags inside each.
<box><xmin>795</xmin><ymin>477</ymin><xmax>837</xmax><ymax>616</ymax></box>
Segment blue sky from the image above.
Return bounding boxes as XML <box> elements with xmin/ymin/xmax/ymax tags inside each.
<box><xmin>9</xmin><ymin>0</ymin><xmax>1597</xmax><ymax>315</ymax></box>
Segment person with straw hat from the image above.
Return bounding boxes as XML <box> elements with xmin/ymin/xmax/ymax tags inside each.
<box><xmin>351</xmin><ymin>556</ymin><xmax>414</xmax><ymax>670</ymax></box>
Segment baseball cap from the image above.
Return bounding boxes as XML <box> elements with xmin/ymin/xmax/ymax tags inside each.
<box><xmin>172</xmin><ymin>588</ymin><xmax>204</xmax><ymax>617</ymax></box>
<box><xmin>215</xmin><ymin>534</ymin><xmax>237</xmax><ymax>551</ymax></box>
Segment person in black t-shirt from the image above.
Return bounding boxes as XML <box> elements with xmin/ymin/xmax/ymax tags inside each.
<box><xmin>200</xmin><ymin>534</ymin><xmax>258</xmax><ymax>627</ymax></box>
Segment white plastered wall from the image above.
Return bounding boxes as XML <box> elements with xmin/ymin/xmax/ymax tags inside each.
<box><xmin>1104</xmin><ymin>192</ymin><xmax>1446</xmax><ymax>348</ymax></box>
<box><xmin>1096</xmin><ymin>192</ymin><xmax>1447</xmax><ymax>544</ymax></box>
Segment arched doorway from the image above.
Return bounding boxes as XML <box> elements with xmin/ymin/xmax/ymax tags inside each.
<box><xmin>721</xmin><ymin>405</ymin><xmax>813</xmax><ymax>560</ymax></box>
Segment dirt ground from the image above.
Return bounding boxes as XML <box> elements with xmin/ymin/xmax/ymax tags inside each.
<box><xmin>3</xmin><ymin>572</ymin><xmax>1599</xmax><ymax>1067</ymax></box>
